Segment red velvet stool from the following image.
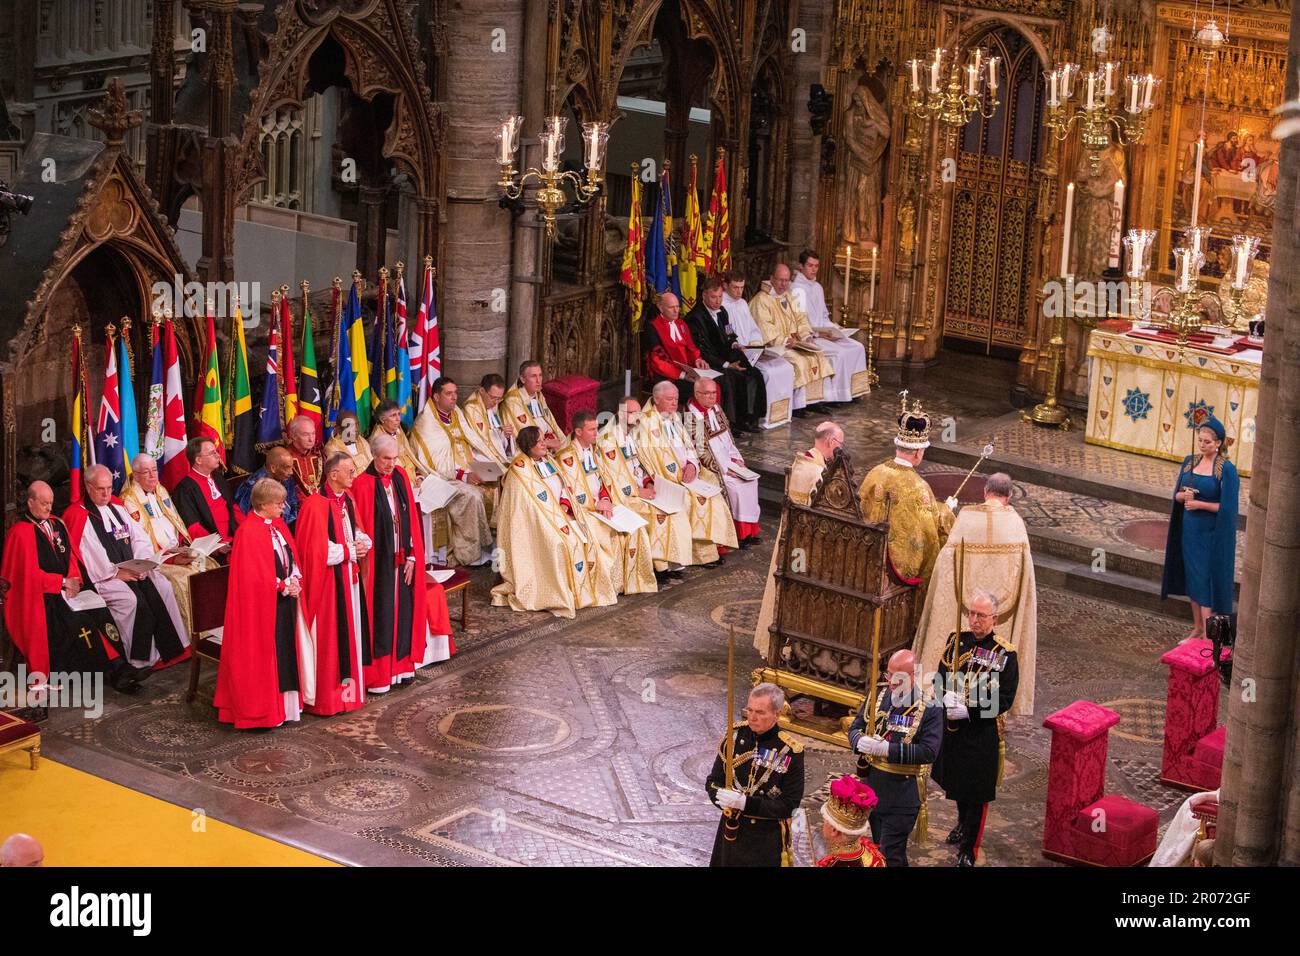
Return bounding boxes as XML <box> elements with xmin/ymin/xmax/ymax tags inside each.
<box><xmin>1189</xmin><ymin>725</ymin><xmax>1226</xmax><ymax>788</ymax></box>
<box><xmin>1042</xmin><ymin>700</ymin><xmax>1157</xmax><ymax>866</ymax></box>
<box><xmin>542</xmin><ymin>375</ymin><xmax>599</xmax><ymax>435</ymax></box>
<box><xmin>1159</xmin><ymin>638</ymin><xmax>1229</xmax><ymax>790</ymax></box>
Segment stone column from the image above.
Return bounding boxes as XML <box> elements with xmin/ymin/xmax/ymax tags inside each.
<box><xmin>1215</xmin><ymin>0</ymin><xmax>1300</xmax><ymax>867</ymax></box>
<box><xmin>441</xmin><ymin>0</ymin><xmax>524</xmax><ymax>385</ymax></box>
<box><xmin>355</xmin><ymin>182</ymin><xmax>388</xmax><ymax>281</ymax></box>
<box><xmin>786</xmin><ymin>0</ymin><xmax>830</xmax><ymax>249</ymax></box>
<box><xmin>196</xmin><ymin>0</ymin><xmax>237</xmax><ymax>285</ymax></box>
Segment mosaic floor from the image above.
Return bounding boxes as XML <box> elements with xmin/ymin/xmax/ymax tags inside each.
<box><xmin>39</xmin><ymin>519</ymin><xmax>1213</xmax><ymax>867</ymax></box>
<box><xmin>33</xmin><ymin>354</ymin><xmax>1227</xmax><ymax>866</ymax></box>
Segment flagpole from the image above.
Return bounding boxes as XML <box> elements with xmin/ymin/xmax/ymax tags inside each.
<box><xmin>223</xmin><ymin>295</ymin><xmax>237</xmax><ymax>447</ymax></box>
<box><xmin>327</xmin><ymin>275</ymin><xmax>343</xmax><ymax>429</ymax></box>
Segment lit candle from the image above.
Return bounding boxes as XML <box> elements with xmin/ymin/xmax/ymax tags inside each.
<box><xmin>966</xmin><ymin>63</ymin><xmax>979</xmax><ymax>95</ymax></box>
<box><xmin>930</xmin><ymin>58</ymin><xmax>941</xmax><ymax>93</ymax></box>
<box><xmin>1126</xmin><ymin>75</ymin><xmax>1140</xmax><ymax>113</ymax></box>
<box><xmin>869</xmin><ymin>247</ymin><xmax>878</xmax><ymax>311</ymax></box>
<box><xmin>1177</xmin><ymin>248</ymin><xmax>1191</xmax><ymax>291</ymax></box>
<box><xmin>988</xmin><ymin>56</ymin><xmax>999</xmax><ymax>93</ymax></box>
<box><xmin>844</xmin><ymin>244</ymin><xmax>853</xmax><ymax>304</ymax></box>
<box><xmin>1190</xmin><ymin>136</ymin><xmax>1204</xmax><ymax>229</ymax></box>
<box><xmin>1143</xmin><ymin>73</ymin><xmax>1155</xmax><ymax>110</ymax></box>
<box><xmin>1048</xmin><ymin>69</ymin><xmax>1059</xmax><ymax>107</ymax></box>
<box><xmin>1104</xmin><ymin>62</ymin><xmax>1116</xmax><ymax>97</ymax></box>
<box><xmin>1062</xmin><ymin>65</ymin><xmax>1076</xmax><ymax>99</ymax></box>
<box><xmin>1060</xmin><ymin>182</ymin><xmax>1075</xmax><ymax>278</ymax></box>
<box><xmin>1085</xmin><ymin>71</ymin><xmax>1096</xmax><ymax>109</ymax></box>
<box><xmin>1235</xmin><ymin>246</ymin><xmax>1249</xmax><ymax>288</ymax></box>
<box><xmin>909</xmin><ymin>59</ymin><xmax>920</xmax><ymax>92</ymax></box>
<box><xmin>1108</xmin><ymin>180</ymin><xmax>1125</xmax><ymax>270</ymax></box>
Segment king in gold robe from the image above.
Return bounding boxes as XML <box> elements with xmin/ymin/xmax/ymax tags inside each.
<box><xmin>597</xmin><ymin>405</ymin><xmax>695</xmax><ymax>572</ymax></box>
<box><xmin>754</xmin><ymin>445</ymin><xmax>831</xmax><ymax>658</ymax></box>
<box><xmin>858</xmin><ymin>459</ymin><xmax>954</xmax><ymax>593</ymax></box>
<box><xmin>638</xmin><ymin>393</ymin><xmax>737</xmax><ymax>564</ymax></box>
<box><xmin>748</xmin><ymin>268</ymin><xmax>833</xmax><ymax>403</ymax></box>
<box><xmin>913</xmin><ymin>489</ymin><xmax>1037</xmax><ymax>715</ymax></box>
<box><xmin>490</xmin><ymin>448</ymin><xmax>617</xmax><ymax>618</ymax></box>
<box><xmin>556</xmin><ymin>429</ymin><xmax>657</xmax><ymax>597</ymax></box>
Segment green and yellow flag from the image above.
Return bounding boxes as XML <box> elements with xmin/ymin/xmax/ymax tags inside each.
<box><xmin>226</xmin><ymin>302</ymin><xmax>256</xmax><ymax>473</ymax></box>
<box><xmin>193</xmin><ymin>300</ymin><xmax>226</xmax><ymax>463</ymax></box>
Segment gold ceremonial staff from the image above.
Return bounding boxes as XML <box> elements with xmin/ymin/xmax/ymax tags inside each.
<box><xmin>722</xmin><ymin>625</ymin><xmax>740</xmax><ymax>842</ymax></box>
<box><xmin>951</xmin><ymin>442</ymin><xmax>996</xmax><ymax>502</ymax></box>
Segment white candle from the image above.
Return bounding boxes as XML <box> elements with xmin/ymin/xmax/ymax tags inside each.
<box><xmin>1104</xmin><ymin>62</ymin><xmax>1116</xmax><ymax>97</ymax></box>
<box><xmin>869</xmin><ymin>247</ymin><xmax>878</xmax><ymax>311</ymax></box>
<box><xmin>844</xmin><ymin>244</ymin><xmax>853</xmax><ymax>303</ymax></box>
<box><xmin>966</xmin><ymin>63</ymin><xmax>979</xmax><ymax>95</ymax></box>
<box><xmin>625</xmin><ymin>368</ymin><xmax>632</xmax><ymax>396</ymax></box>
<box><xmin>1178</xmin><ymin>249</ymin><xmax>1191</xmax><ymax>290</ymax></box>
<box><xmin>909</xmin><ymin>59</ymin><xmax>920</xmax><ymax>92</ymax></box>
<box><xmin>930</xmin><ymin>58</ymin><xmax>941</xmax><ymax>93</ymax></box>
<box><xmin>1060</xmin><ymin>182</ymin><xmax>1075</xmax><ymax>277</ymax></box>
<box><xmin>1085</xmin><ymin>72</ymin><xmax>1096</xmax><ymax>109</ymax></box>
<box><xmin>1143</xmin><ymin>73</ymin><xmax>1155</xmax><ymax>109</ymax></box>
<box><xmin>988</xmin><ymin>56</ymin><xmax>999</xmax><ymax>92</ymax></box>
<box><xmin>1190</xmin><ymin>137</ymin><xmax>1204</xmax><ymax>229</ymax></box>
<box><xmin>1235</xmin><ymin>248</ymin><xmax>1249</xmax><ymax>288</ymax></box>
<box><xmin>1108</xmin><ymin>180</ymin><xmax>1125</xmax><ymax>269</ymax></box>
<box><xmin>1127</xmin><ymin>75</ymin><xmax>1140</xmax><ymax>113</ymax></box>
<box><xmin>1048</xmin><ymin>69</ymin><xmax>1059</xmax><ymax>107</ymax></box>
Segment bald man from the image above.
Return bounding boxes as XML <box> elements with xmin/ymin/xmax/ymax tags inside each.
<box><xmin>847</xmin><ymin>648</ymin><xmax>944</xmax><ymax>867</ymax></box>
<box><xmin>748</xmin><ymin>263</ymin><xmax>833</xmax><ymax>411</ymax></box>
<box><xmin>235</xmin><ymin>446</ymin><xmax>302</xmax><ymax>530</ymax></box>
<box><xmin>646</xmin><ymin>291</ymin><xmax>711</xmax><ymax>406</ymax></box>
<box><xmin>0</xmin><ymin>833</ymin><xmax>43</xmax><ymax>867</ymax></box>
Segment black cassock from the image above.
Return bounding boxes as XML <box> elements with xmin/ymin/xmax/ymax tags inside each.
<box><xmin>171</xmin><ymin>472</ymin><xmax>240</xmax><ymax>562</ymax></box>
<box><xmin>705</xmin><ymin>722</ymin><xmax>804</xmax><ymax>866</ymax></box>
<box><xmin>272</xmin><ymin>543</ymin><xmax>300</xmax><ymax>693</ymax></box>
<box><xmin>363</xmin><ymin>466</ymin><xmax>415</xmax><ymax>663</ymax></box>
<box><xmin>84</xmin><ymin>505</ymin><xmax>185</xmax><ymax>665</ymax></box>
<box><xmin>932</xmin><ymin>630</ymin><xmax>1019</xmax><ymax>804</ymax></box>
<box><xmin>684</xmin><ymin>301</ymin><xmax>766</xmax><ymax>428</ymax></box>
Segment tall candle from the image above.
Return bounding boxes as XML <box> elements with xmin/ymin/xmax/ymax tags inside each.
<box><xmin>1104</xmin><ymin>62</ymin><xmax>1116</xmax><ymax>97</ymax></box>
<box><xmin>966</xmin><ymin>63</ymin><xmax>979</xmax><ymax>95</ymax></box>
<box><xmin>1048</xmin><ymin>69</ymin><xmax>1059</xmax><ymax>106</ymax></box>
<box><xmin>1107</xmin><ymin>180</ymin><xmax>1125</xmax><ymax>270</ymax></box>
<box><xmin>1085</xmin><ymin>72</ymin><xmax>1096</xmax><ymax>109</ymax></box>
<box><xmin>1143</xmin><ymin>73</ymin><xmax>1155</xmax><ymax>109</ymax></box>
<box><xmin>1127</xmin><ymin>75</ymin><xmax>1140</xmax><ymax>113</ymax></box>
<box><xmin>1060</xmin><ymin>182</ymin><xmax>1075</xmax><ymax>277</ymax></box>
<box><xmin>844</xmin><ymin>244</ymin><xmax>853</xmax><ymax>304</ymax></box>
<box><xmin>930</xmin><ymin>58</ymin><xmax>941</xmax><ymax>93</ymax></box>
<box><xmin>1190</xmin><ymin>137</ymin><xmax>1204</xmax><ymax>229</ymax></box>
<box><xmin>909</xmin><ymin>59</ymin><xmax>920</xmax><ymax>92</ymax></box>
<box><xmin>1235</xmin><ymin>247</ymin><xmax>1249</xmax><ymax>288</ymax></box>
<box><xmin>869</xmin><ymin>247</ymin><xmax>878</xmax><ymax>311</ymax></box>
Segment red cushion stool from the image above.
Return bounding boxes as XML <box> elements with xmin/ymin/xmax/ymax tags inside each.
<box><xmin>0</xmin><ymin>710</ymin><xmax>41</xmax><ymax>770</ymax></box>
<box><xmin>1070</xmin><ymin>794</ymin><xmax>1159</xmax><ymax>867</ymax></box>
<box><xmin>541</xmin><ymin>374</ymin><xmax>599</xmax><ymax>435</ymax></box>
<box><xmin>1189</xmin><ymin>726</ymin><xmax>1226</xmax><ymax>790</ymax></box>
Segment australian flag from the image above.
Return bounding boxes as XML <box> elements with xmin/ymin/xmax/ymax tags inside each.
<box><xmin>94</xmin><ymin>334</ymin><xmax>129</xmax><ymax>492</ymax></box>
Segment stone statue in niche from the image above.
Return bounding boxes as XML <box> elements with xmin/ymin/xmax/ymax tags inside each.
<box><xmin>841</xmin><ymin>82</ymin><xmax>891</xmax><ymax>248</ymax></box>
<box><xmin>1071</xmin><ymin>141</ymin><xmax>1125</xmax><ymax>283</ymax></box>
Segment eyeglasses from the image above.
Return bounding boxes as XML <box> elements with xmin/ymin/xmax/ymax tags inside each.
<box><xmin>967</xmin><ymin>610</ymin><xmax>995</xmax><ymax>619</ymax></box>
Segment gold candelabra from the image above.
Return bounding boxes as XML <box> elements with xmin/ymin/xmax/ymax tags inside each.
<box><xmin>1043</xmin><ymin>25</ymin><xmax>1157</xmax><ymax>170</ymax></box>
<box><xmin>495</xmin><ymin>114</ymin><xmax>608</xmax><ymax>238</ymax></box>
<box><xmin>841</xmin><ymin>303</ymin><xmax>880</xmax><ymax>393</ymax></box>
<box><xmin>905</xmin><ymin>46</ymin><xmax>1000</xmax><ymax>130</ymax></box>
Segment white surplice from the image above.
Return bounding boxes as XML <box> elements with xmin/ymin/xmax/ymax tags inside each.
<box><xmin>723</xmin><ymin>291</ymin><xmax>799</xmax><ymax>421</ymax></box>
<box><xmin>687</xmin><ymin>402</ymin><xmax>760</xmax><ymax>523</ymax></box>
<box><xmin>790</xmin><ymin>273</ymin><xmax>868</xmax><ymax>402</ymax></box>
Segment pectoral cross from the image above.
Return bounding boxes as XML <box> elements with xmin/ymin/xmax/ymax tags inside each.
<box><xmin>78</xmin><ymin>627</ymin><xmax>92</xmax><ymax>649</ymax></box>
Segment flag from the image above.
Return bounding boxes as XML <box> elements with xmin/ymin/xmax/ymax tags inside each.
<box><xmin>227</xmin><ymin>304</ymin><xmax>257</xmax><ymax>473</ymax></box>
<box><xmin>620</xmin><ymin>172</ymin><xmax>647</xmax><ymax>332</ymax></box>
<box><xmin>368</xmin><ymin>272</ymin><xmax>388</xmax><ymax>413</ymax></box>
<box><xmin>94</xmin><ymin>329</ymin><xmax>129</xmax><ymax>493</ymax></box>
<box><xmin>144</xmin><ymin>319</ymin><xmax>165</xmax><ymax>461</ymax></box>
<box><xmin>324</xmin><ymin>280</ymin><xmax>356</xmax><ymax>440</ymax></box>
<box><xmin>257</xmin><ymin>317</ymin><xmax>284</xmax><ymax>447</ymax></box>
<box><xmin>345</xmin><ymin>279</ymin><xmax>373</xmax><ymax>433</ymax></box>
<box><xmin>411</xmin><ymin>260</ymin><xmax>440</xmax><ymax>412</ymax></box>
<box><xmin>160</xmin><ymin>315</ymin><xmax>189</xmax><ymax>489</ymax></box>
<box><xmin>379</xmin><ymin>273</ymin><xmax>399</xmax><ymax>404</ymax></box>
<box><xmin>69</xmin><ymin>329</ymin><xmax>91</xmax><ymax>503</ymax></box>
<box><xmin>679</xmin><ymin>156</ymin><xmax>706</xmax><ymax>311</ymax></box>
<box><xmin>395</xmin><ymin>271</ymin><xmax>414</xmax><ymax>427</ymax></box>
<box><xmin>703</xmin><ymin>153</ymin><xmax>732</xmax><ymax>277</ymax></box>
<box><xmin>298</xmin><ymin>290</ymin><xmax>322</xmax><ymax>436</ymax></box>
<box><xmin>117</xmin><ymin>325</ymin><xmax>140</xmax><ymax>470</ymax></box>
<box><xmin>280</xmin><ymin>291</ymin><xmax>299</xmax><ymax>424</ymax></box>
<box><xmin>193</xmin><ymin>300</ymin><xmax>226</xmax><ymax>463</ymax></box>
<box><xmin>645</xmin><ymin>166</ymin><xmax>680</xmax><ymax>300</ymax></box>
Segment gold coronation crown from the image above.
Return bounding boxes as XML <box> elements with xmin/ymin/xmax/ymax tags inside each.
<box><xmin>894</xmin><ymin>390</ymin><xmax>932</xmax><ymax>450</ymax></box>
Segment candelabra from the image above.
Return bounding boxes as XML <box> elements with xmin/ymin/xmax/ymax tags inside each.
<box><xmin>905</xmin><ymin>46</ymin><xmax>1000</xmax><ymax>130</ymax></box>
<box><xmin>1043</xmin><ymin>25</ymin><xmax>1158</xmax><ymax>170</ymax></box>
<box><xmin>1022</xmin><ymin>281</ymin><xmax>1071</xmax><ymax>430</ymax></box>
<box><xmin>1122</xmin><ymin>228</ymin><xmax>1158</xmax><ymax>319</ymax></box>
<box><xmin>1145</xmin><ymin>231</ymin><xmax>1260</xmax><ymax>346</ymax></box>
<box><xmin>841</xmin><ymin>303</ymin><xmax>881</xmax><ymax>393</ymax></box>
<box><xmin>495</xmin><ymin>114</ymin><xmax>609</xmax><ymax>237</ymax></box>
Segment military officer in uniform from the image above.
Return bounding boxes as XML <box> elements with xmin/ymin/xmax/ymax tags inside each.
<box><xmin>848</xmin><ymin>648</ymin><xmax>943</xmax><ymax>867</ymax></box>
<box><xmin>932</xmin><ymin>590</ymin><xmax>1019</xmax><ymax>867</ymax></box>
<box><xmin>706</xmin><ymin>682</ymin><xmax>805</xmax><ymax>866</ymax></box>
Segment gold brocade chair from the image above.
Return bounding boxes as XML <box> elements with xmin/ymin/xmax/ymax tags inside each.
<box><xmin>185</xmin><ymin>564</ymin><xmax>230</xmax><ymax>703</ymax></box>
<box><xmin>0</xmin><ymin>710</ymin><xmax>40</xmax><ymax>770</ymax></box>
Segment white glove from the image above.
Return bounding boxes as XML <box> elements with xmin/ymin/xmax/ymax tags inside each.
<box><xmin>857</xmin><ymin>736</ymin><xmax>889</xmax><ymax>757</ymax></box>
<box><xmin>943</xmin><ymin>691</ymin><xmax>970</xmax><ymax>720</ymax></box>
<box><xmin>716</xmin><ymin>789</ymin><xmax>747</xmax><ymax>811</ymax></box>
<box><xmin>945</xmin><ymin>496</ymin><xmax>959</xmax><ymax>511</ymax></box>
<box><xmin>326</xmin><ymin>542</ymin><xmax>345</xmax><ymax>566</ymax></box>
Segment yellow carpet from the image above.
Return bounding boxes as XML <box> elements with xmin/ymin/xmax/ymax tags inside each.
<box><xmin>0</xmin><ymin>751</ymin><xmax>339</xmax><ymax>866</ymax></box>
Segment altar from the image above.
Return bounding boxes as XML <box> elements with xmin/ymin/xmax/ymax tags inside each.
<box><xmin>1085</xmin><ymin>327</ymin><xmax>1259</xmax><ymax>476</ymax></box>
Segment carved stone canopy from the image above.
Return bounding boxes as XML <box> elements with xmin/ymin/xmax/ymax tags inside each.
<box><xmin>86</xmin><ymin>78</ymin><xmax>144</xmax><ymax>147</ymax></box>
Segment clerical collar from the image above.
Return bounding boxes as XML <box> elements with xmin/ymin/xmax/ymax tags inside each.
<box><xmin>533</xmin><ymin>457</ymin><xmax>555</xmax><ymax>478</ymax></box>
<box><xmin>437</xmin><ymin>408</ymin><xmax>453</xmax><ymax>424</ymax></box>
<box><xmin>707</xmin><ymin>307</ymin><xmax>720</xmax><ymax>321</ymax></box>
<box><xmin>326</xmin><ymin>487</ymin><xmax>347</xmax><ymax>501</ymax></box>
<box><xmin>892</xmin><ymin>456</ymin><xmax>914</xmax><ymax>469</ymax></box>
<box><xmin>190</xmin><ymin>468</ymin><xmax>223</xmax><ymax>499</ymax></box>
<box><xmin>665</xmin><ymin>318</ymin><xmax>683</xmax><ymax>342</ymax></box>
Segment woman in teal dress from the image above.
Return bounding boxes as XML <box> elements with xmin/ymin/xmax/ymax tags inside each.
<box><xmin>1161</xmin><ymin>414</ymin><xmax>1239</xmax><ymax>640</ymax></box>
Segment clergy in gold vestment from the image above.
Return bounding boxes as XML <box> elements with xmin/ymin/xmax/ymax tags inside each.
<box><xmin>858</xmin><ymin>394</ymin><xmax>956</xmax><ymax>599</ymax></box>
<box><xmin>753</xmin><ymin>423</ymin><xmax>842</xmax><ymax>657</ymax></box>
<box><xmin>638</xmin><ymin>381</ymin><xmax>738</xmax><ymax>565</ymax></box>
<box><xmin>408</xmin><ymin>377</ymin><xmax>495</xmax><ymax>564</ymax></box>
<box><xmin>323</xmin><ymin>410</ymin><xmax>373</xmax><ymax>475</ymax></box>
<box><xmin>598</xmin><ymin>396</ymin><xmax>695</xmax><ymax>574</ymax></box>
<box><xmin>121</xmin><ymin>454</ymin><xmax>200</xmax><ymax>636</ymax></box>
<box><xmin>556</xmin><ymin>411</ymin><xmax>657</xmax><ymax>596</ymax></box>
<box><xmin>461</xmin><ymin>374</ymin><xmax>517</xmax><ymax>467</ymax></box>
<box><xmin>503</xmin><ymin>360</ymin><xmax>564</xmax><ymax>453</ymax></box>
<box><xmin>370</xmin><ymin>400</ymin><xmax>426</xmax><ymax>479</ymax></box>
<box><xmin>747</xmin><ymin>263</ymin><xmax>832</xmax><ymax>403</ymax></box>
<box><xmin>913</xmin><ymin>473</ymin><xmax>1038</xmax><ymax>715</ymax></box>
<box><xmin>490</xmin><ymin>426</ymin><xmax>617</xmax><ymax>618</ymax></box>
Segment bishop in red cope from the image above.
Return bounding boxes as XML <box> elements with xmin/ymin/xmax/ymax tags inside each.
<box><xmin>295</xmin><ymin>452</ymin><xmax>373</xmax><ymax>716</ymax></box>
<box><xmin>170</xmin><ymin>436</ymin><xmax>243</xmax><ymax>560</ymax></box>
<box><xmin>1</xmin><ymin>482</ymin><xmax>143</xmax><ymax>692</ymax></box>
<box><xmin>646</xmin><ymin>291</ymin><xmax>711</xmax><ymax>406</ymax></box>
<box><xmin>350</xmin><ymin>433</ymin><xmax>455</xmax><ymax>695</ymax></box>
<box><xmin>214</xmin><ymin>478</ymin><xmax>313</xmax><ymax>729</ymax></box>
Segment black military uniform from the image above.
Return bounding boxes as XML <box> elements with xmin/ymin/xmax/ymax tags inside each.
<box><xmin>932</xmin><ymin>629</ymin><xmax>1019</xmax><ymax>866</ymax></box>
<box><xmin>684</xmin><ymin>300</ymin><xmax>766</xmax><ymax>432</ymax></box>
<box><xmin>847</xmin><ymin>686</ymin><xmax>943</xmax><ymax>866</ymax></box>
<box><xmin>706</xmin><ymin>720</ymin><xmax>805</xmax><ymax>866</ymax></box>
